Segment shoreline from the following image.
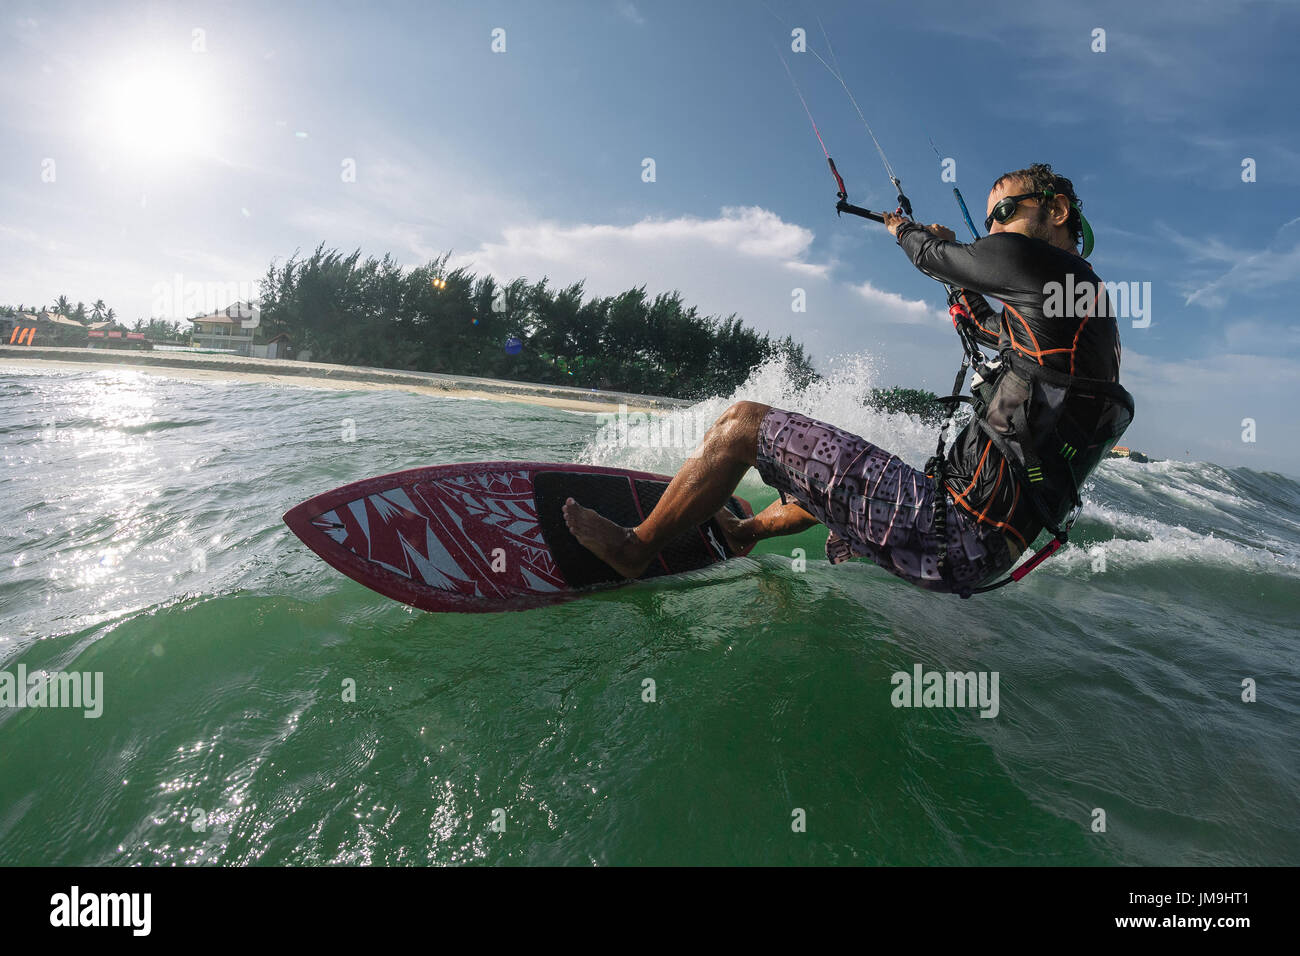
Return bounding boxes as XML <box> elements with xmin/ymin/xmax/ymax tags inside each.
<box><xmin>0</xmin><ymin>346</ymin><xmax>693</xmax><ymax>414</ymax></box>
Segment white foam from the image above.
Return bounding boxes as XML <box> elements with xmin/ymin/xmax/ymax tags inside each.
<box><xmin>1098</xmin><ymin>458</ymin><xmax>1253</xmax><ymax>514</ymax></box>
<box><xmin>1063</xmin><ymin>500</ymin><xmax>1300</xmax><ymax>575</ymax></box>
<box><xmin>578</xmin><ymin>352</ymin><xmax>939</xmax><ymax>479</ymax></box>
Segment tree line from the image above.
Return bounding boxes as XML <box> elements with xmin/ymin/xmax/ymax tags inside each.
<box><xmin>256</xmin><ymin>246</ymin><xmax>818</xmax><ymax>400</ymax></box>
<box><xmin>865</xmin><ymin>387</ymin><xmax>946</xmax><ymax>427</ymax></box>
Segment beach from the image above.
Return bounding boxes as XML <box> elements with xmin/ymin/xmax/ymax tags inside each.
<box><xmin>0</xmin><ymin>346</ymin><xmax>690</xmax><ymax>414</ymax></box>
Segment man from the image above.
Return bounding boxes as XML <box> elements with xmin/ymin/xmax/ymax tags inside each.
<box><xmin>563</xmin><ymin>163</ymin><xmax>1134</xmax><ymax>596</ymax></box>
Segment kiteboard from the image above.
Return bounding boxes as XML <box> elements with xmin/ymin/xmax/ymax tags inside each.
<box><xmin>282</xmin><ymin>461</ymin><xmax>756</xmax><ymax>612</ymax></box>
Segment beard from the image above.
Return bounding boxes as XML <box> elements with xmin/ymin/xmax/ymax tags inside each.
<box><xmin>1024</xmin><ymin>205</ymin><xmax>1056</xmax><ymax>243</ymax></box>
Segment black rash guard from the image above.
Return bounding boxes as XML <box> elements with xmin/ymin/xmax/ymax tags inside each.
<box><xmin>895</xmin><ymin>223</ymin><xmax>1125</xmax><ymax>552</ymax></box>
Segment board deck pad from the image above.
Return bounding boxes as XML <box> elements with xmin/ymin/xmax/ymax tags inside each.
<box><xmin>283</xmin><ymin>461</ymin><xmax>755</xmax><ymax>613</ymax></box>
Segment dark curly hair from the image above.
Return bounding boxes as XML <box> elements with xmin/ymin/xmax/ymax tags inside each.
<box><xmin>993</xmin><ymin>163</ymin><xmax>1083</xmax><ymax>250</ymax></box>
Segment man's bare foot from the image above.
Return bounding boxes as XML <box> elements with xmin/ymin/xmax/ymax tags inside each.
<box><xmin>561</xmin><ymin>498</ymin><xmax>653</xmax><ymax>579</ymax></box>
<box><xmin>713</xmin><ymin>506</ymin><xmax>757</xmax><ymax>556</ymax></box>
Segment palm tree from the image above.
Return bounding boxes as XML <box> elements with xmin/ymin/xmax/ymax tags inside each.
<box><xmin>91</xmin><ymin>299</ymin><xmax>107</xmax><ymax>321</ymax></box>
<box><xmin>54</xmin><ymin>295</ymin><xmax>71</xmax><ymax>315</ymax></box>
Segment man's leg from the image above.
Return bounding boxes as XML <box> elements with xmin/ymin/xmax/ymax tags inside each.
<box><xmin>713</xmin><ymin>498</ymin><xmax>821</xmax><ymax>552</ymax></box>
<box><xmin>562</xmin><ymin>400</ymin><xmax>773</xmax><ymax>578</ymax></box>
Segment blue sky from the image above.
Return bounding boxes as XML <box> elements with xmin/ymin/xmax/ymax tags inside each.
<box><xmin>2</xmin><ymin>0</ymin><xmax>1298</xmax><ymax>472</ymax></box>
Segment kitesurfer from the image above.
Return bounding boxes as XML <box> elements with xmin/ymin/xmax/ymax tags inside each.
<box><xmin>563</xmin><ymin>164</ymin><xmax>1133</xmax><ymax>595</ymax></box>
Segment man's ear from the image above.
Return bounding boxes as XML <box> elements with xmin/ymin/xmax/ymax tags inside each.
<box><xmin>1051</xmin><ymin>194</ymin><xmax>1071</xmax><ymax>226</ymax></box>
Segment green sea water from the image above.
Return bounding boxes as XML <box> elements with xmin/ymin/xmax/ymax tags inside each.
<box><xmin>1</xmin><ymin>360</ymin><xmax>1297</xmax><ymax>865</ymax></box>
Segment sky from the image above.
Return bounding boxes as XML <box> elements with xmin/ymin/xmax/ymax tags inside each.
<box><xmin>1</xmin><ymin>0</ymin><xmax>1298</xmax><ymax>473</ymax></box>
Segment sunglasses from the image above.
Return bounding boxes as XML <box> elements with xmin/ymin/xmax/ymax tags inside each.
<box><xmin>984</xmin><ymin>191</ymin><xmax>1048</xmax><ymax>232</ymax></box>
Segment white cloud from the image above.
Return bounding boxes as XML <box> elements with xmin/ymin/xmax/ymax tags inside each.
<box><xmin>1158</xmin><ymin>218</ymin><xmax>1300</xmax><ymax>310</ymax></box>
<box><xmin>1160</xmin><ymin>226</ymin><xmax>1249</xmax><ymax>265</ymax></box>
<box><xmin>850</xmin><ymin>279</ymin><xmax>947</xmax><ymax>326</ymax></box>
<box><xmin>1183</xmin><ymin>240</ymin><xmax>1300</xmax><ymax>309</ymax></box>
<box><xmin>616</xmin><ymin>1</ymin><xmax>646</xmax><ymax>27</ymax></box>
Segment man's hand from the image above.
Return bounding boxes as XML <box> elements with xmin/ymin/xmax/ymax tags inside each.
<box><xmin>883</xmin><ymin>210</ymin><xmax>955</xmax><ymax>242</ymax></box>
<box><xmin>882</xmin><ymin>210</ymin><xmax>909</xmax><ymax>237</ymax></box>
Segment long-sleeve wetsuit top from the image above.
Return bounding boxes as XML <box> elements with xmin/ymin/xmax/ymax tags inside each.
<box><xmin>895</xmin><ymin>222</ymin><xmax>1123</xmax><ymax>552</ymax></box>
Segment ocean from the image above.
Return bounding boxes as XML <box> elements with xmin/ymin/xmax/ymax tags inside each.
<box><xmin>1</xmin><ymin>358</ymin><xmax>1296</xmax><ymax>865</ymax></box>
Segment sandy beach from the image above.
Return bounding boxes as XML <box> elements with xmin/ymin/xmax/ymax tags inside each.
<box><xmin>0</xmin><ymin>346</ymin><xmax>691</xmax><ymax>414</ymax></box>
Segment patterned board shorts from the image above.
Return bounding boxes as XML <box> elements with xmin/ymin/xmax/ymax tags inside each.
<box><xmin>753</xmin><ymin>407</ymin><xmax>1016</xmax><ymax>594</ymax></box>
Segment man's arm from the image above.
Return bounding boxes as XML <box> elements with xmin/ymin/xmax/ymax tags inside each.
<box><xmin>892</xmin><ymin>220</ymin><xmax>1040</xmax><ymax>299</ymax></box>
<box><xmin>951</xmin><ymin>288</ymin><xmax>1002</xmax><ymax>348</ymax></box>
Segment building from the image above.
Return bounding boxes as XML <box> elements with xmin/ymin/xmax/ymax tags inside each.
<box><xmin>187</xmin><ymin>302</ymin><xmax>292</xmax><ymax>358</ymax></box>
<box><xmin>258</xmin><ymin>332</ymin><xmax>292</xmax><ymax>359</ymax></box>
<box><xmin>19</xmin><ymin>311</ymin><xmax>89</xmax><ymax>346</ymax></box>
<box><xmin>87</xmin><ymin>325</ymin><xmax>149</xmax><ymax>349</ymax></box>
<box><xmin>1107</xmin><ymin>445</ymin><xmax>1150</xmax><ymax>463</ymax></box>
<box><xmin>189</xmin><ymin>301</ymin><xmax>260</xmax><ymax>355</ymax></box>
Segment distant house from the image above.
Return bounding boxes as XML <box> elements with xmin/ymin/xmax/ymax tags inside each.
<box><xmin>1107</xmin><ymin>445</ymin><xmax>1150</xmax><ymax>463</ymax></box>
<box><xmin>0</xmin><ymin>310</ymin><xmax>86</xmax><ymax>346</ymax></box>
<box><xmin>8</xmin><ymin>311</ymin><xmax>90</xmax><ymax>346</ymax></box>
<box><xmin>187</xmin><ymin>302</ymin><xmax>290</xmax><ymax>358</ymax></box>
<box><xmin>189</xmin><ymin>301</ymin><xmax>262</xmax><ymax>356</ymax></box>
<box><xmin>258</xmin><ymin>332</ymin><xmax>292</xmax><ymax>360</ymax></box>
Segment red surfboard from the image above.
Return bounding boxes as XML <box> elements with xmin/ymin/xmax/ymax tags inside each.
<box><xmin>283</xmin><ymin>461</ymin><xmax>756</xmax><ymax>613</ymax></box>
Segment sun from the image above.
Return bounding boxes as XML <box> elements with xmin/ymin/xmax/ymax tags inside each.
<box><xmin>100</xmin><ymin>61</ymin><xmax>212</xmax><ymax>160</ymax></box>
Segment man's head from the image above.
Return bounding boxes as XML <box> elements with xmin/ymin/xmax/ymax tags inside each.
<box><xmin>985</xmin><ymin>163</ymin><xmax>1083</xmax><ymax>253</ymax></box>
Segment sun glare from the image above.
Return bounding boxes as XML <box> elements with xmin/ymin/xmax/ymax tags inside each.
<box><xmin>100</xmin><ymin>62</ymin><xmax>211</xmax><ymax>160</ymax></box>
